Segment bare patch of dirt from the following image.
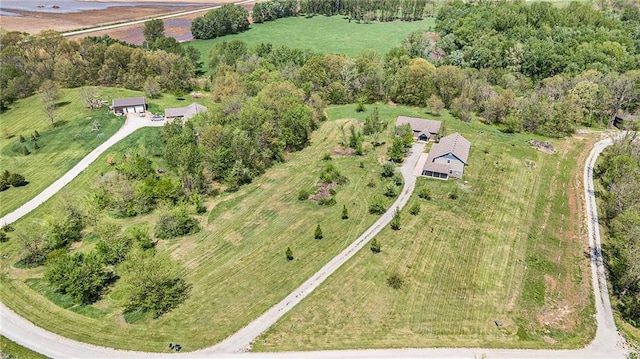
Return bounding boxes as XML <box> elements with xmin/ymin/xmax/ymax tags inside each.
<box><xmin>543</xmin><ymin>335</ymin><xmax>558</xmax><ymax>344</ymax></box>
<box><xmin>331</xmin><ymin>147</ymin><xmax>355</xmax><ymax>156</ymax></box>
<box><xmin>387</xmin><ymin>100</ymin><xmax>397</xmax><ymax>107</ymax></box>
<box><xmin>538</xmin><ymin>304</ymin><xmax>573</xmax><ymax>330</ymax></box>
<box><xmin>115</xmin><ymin>311</ymin><xmax>128</xmax><ymax>327</ymax></box>
<box><xmin>530</xmin><ymin>139</ymin><xmax>556</xmax><ymax>154</ymax></box>
<box><xmin>309</xmin><ymin>182</ymin><xmax>338</xmax><ymax>203</ymax></box>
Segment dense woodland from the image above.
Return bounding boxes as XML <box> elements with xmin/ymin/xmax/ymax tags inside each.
<box><xmin>596</xmin><ymin>133</ymin><xmax>640</xmax><ymax>327</ymax></box>
<box><xmin>1</xmin><ymin>0</ymin><xmax>640</xmax><ymax>321</ymax></box>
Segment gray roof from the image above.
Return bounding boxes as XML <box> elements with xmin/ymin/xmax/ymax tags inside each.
<box><xmin>164</xmin><ymin>103</ymin><xmax>208</xmax><ymax>120</ymax></box>
<box><xmin>112</xmin><ymin>97</ymin><xmax>145</xmax><ymax>107</ymax></box>
<box><xmin>422</xmin><ymin>162</ymin><xmax>451</xmax><ymax>174</ymax></box>
<box><xmin>423</xmin><ymin>133</ymin><xmax>471</xmax><ymax>168</ymax></box>
<box><xmin>396</xmin><ymin>116</ymin><xmax>442</xmax><ymax>136</ymax></box>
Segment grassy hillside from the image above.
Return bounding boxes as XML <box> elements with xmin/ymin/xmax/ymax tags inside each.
<box><xmin>0</xmin><ymin>336</ymin><xmax>48</xmax><ymax>359</ymax></box>
<box><xmin>0</xmin><ymin>104</ymin><xmax>424</xmax><ymax>351</ymax></box>
<box><xmin>253</xmin><ymin>105</ymin><xmax>596</xmax><ymax>351</ymax></box>
<box><xmin>0</xmin><ymin>88</ymin><xmax>214</xmax><ymax>218</ymax></box>
<box><xmin>187</xmin><ymin>16</ymin><xmax>435</xmax><ymax>70</ymax></box>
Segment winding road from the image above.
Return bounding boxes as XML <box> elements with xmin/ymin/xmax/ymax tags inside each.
<box><xmin>0</xmin><ymin>135</ymin><xmax>627</xmax><ymax>358</ymax></box>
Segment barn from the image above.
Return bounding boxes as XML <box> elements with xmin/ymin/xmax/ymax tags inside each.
<box><xmin>112</xmin><ymin>97</ymin><xmax>146</xmax><ymax>115</ymax></box>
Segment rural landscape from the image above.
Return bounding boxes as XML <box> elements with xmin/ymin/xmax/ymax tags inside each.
<box><xmin>0</xmin><ymin>0</ymin><xmax>639</xmax><ymax>358</ymax></box>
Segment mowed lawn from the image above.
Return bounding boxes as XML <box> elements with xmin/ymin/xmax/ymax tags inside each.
<box><xmin>0</xmin><ymin>335</ymin><xmax>47</xmax><ymax>359</ymax></box>
<box><xmin>187</xmin><ymin>16</ymin><xmax>435</xmax><ymax>69</ymax></box>
<box><xmin>0</xmin><ymin>88</ymin><xmax>214</xmax><ymax>218</ymax></box>
<box><xmin>0</xmin><ymin>105</ymin><xmax>427</xmax><ymax>352</ymax></box>
<box><xmin>254</xmin><ymin>107</ymin><xmax>597</xmax><ymax>351</ymax></box>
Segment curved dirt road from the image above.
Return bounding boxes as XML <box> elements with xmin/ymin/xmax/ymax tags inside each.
<box><xmin>0</xmin><ymin>138</ymin><xmax>627</xmax><ymax>358</ymax></box>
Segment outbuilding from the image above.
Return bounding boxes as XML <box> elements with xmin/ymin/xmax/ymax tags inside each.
<box><xmin>112</xmin><ymin>97</ymin><xmax>146</xmax><ymax>115</ymax></box>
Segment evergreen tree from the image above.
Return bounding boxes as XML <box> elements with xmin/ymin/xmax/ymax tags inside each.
<box><xmin>314</xmin><ymin>224</ymin><xmax>323</xmax><ymax>239</ymax></box>
<box><xmin>390</xmin><ymin>207</ymin><xmax>401</xmax><ymax>230</ymax></box>
<box><xmin>285</xmin><ymin>246</ymin><xmax>294</xmax><ymax>261</ymax></box>
<box><xmin>370</xmin><ymin>238</ymin><xmax>381</xmax><ymax>253</ymax></box>
<box><xmin>341</xmin><ymin>205</ymin><xmax>349</xmax><ymax>219</ymax></box>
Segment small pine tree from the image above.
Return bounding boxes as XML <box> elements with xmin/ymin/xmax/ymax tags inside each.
<box><xmin>0</xmin><ymin>231</ymin><xmax>8</xmax><ymax>243</ymax></box>
<box><xmin>370</xmin><ymin>238</ymin><xmax>380</xmax><ymax>253</ymax></box>
<box><xmin>384</xmin><ymin>182</ymin><xmax>398</xmax><ymax>198</ymax></box>
<box><xmin>341</xmin><ymin>205</ymin><xmax>349</xmax><ymax>219</ymax></box>
<box><xmin>409</xmin><ymin>203</ymin><xmax>420</xmax><ymax>216</ymax></box>
<box><xmin>22</xmin><ymin>146</ymin><xmax>30</xmax><ymax>156</ymax></box>
<box><xmin>34</xmin><ymin>141</ymin><xmax>40</xmax><ymax>150</ymax></box>
<box><xmin>34</xmin><ymin>130</ymin><xmax>40</xmax><ymax>138</ymax></box>
<box><xmin>19</xmin><ymin>134</ymin><xmax>25</xmax><ymax>143</ymax></box>
<box><xmin>314</xmin><ymin>224</ymin><xmax>323</xmax><ymax>240</ymax></box>
<box><xmin>387</xmin><ymin>273</ymin><xmax>404</xmax><ymax>289</ymax></box>
<box><xmin>417</xmin><ymin>187</ymin><xmax>431</xmax><ymax>200</ymax></box>
<box><xmin>390</xmin><ymin>207</ymin><xmax>401</xmax><ymax>230</ymax></box>
<box><xmin>285</xmin><ymin>246</ymin><xmax>294</xmax><ymax>261</ymax></box>
<box><xmin>31</xmin><ymin>133</ymin><xmax>37</xmax><ymax>142</ymax></box>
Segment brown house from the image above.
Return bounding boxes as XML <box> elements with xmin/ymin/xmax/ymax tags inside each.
<box><xmin>112</xmin><ymin>97</ymin><xmax>146</xmax><ymax>114</ymax></box>
<box><xmin>396</xmin><ymin>116</ymin><xmax>442</xmax><ymax>142</ymax></box>
<box><xmin>164</xmin><ymin>103</ymin><xmax>208</xmax><ymax>123</ymax></box>
<box><xmin>422</xmin><ymin>133</ymin><xmax>471</xmax><ymax>180</ymax></box>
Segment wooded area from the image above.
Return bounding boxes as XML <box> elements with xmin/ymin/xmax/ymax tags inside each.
<box><xmin>596</xmin><ymin>133</ymin><xmax>640</xmax><ymax>328</ymax></box>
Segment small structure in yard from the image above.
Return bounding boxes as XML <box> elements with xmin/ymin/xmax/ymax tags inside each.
<box><xmin>613</xmin><ymin>114</ymin><xmax>639</xmax><ymax>130</ymax></box>
<box><xmin>396</xmin><ymin>116</ymin><xmax>442</xmax><ymax>142</ymax></box>
<box><xmin>164</xmin><ymin>103</ymin><xmax>208</xmax><ymax>124</ymax></box>
<box><xmin>112</xmin><ymin>97</ymin><xmax>146</xmax><ymax>115</ymax></box>
<box><xmin>422</xmin><ymin>133</ymin><xmax>471</xmax><ymax>180</ymax></box>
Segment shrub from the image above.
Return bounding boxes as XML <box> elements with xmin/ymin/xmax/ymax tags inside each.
<box><xmin>409</xmin><ymin>203</ymin><xmax>420</xmax><ymax>215</ymax></box>
<box><xmin>22</xmin><ymin>146</ymin><xmax>30</xmax><ymax>156</ymax></box>
<box><xmin>417</xmin><ymin>187</ymin><xmax>431</xmax><ymax>200</ymax></box>
<box><xmin>298</xmin><ymin>188</ymin><xmax>311</xmax><ymax>201</ymax></box>
<box><xmin>322</xmin><ymin>152</ymin><xmax>332</xmax><ymax>161</ymax></box>
<box><xmin>341</xmin><ymin>205</ymin><xmax>349</xmax><ymax>219</ymax></box>
<box><xmin>387</xmin><ymin>273</ymin><xmax>404</xmax><ymax>289</ymax></box>
<box><xmin>384</xmin><ymin>182</ymin><xmax>398</xmax><ymax>198</ymax></box>
<box><xmin>319</xmin><ymin>162</ymin><xmax>348</xmax><ymax>184</ymax></box>
<box><xmin>370</xmin><ymin>238</ymin><xmax>380</xmax><ymax>253</ymax></box>
<box><xmin>393</xmin><ymin>173</ymin><xmax>403</xmax><ymax>186</ymax></box>
<box><xmin>314</xmin><ymin>224</ymin><xmax>323</xmax><ymax>240</ymax></box>
<box><xmin>0</xmin><ymin>178</ymin><xmax>8</xmax><ymax>192</ymax></box>
<box><xmin>390</xmin><ymin>207</ymin><xmax>401</xmax><ymax>230</ymax></box>
<box><xmin>318</xmin><ymin>196</ymin><xmax>336</xmax><ymax>206</ymax></box>
<box><xmin>19</xmin><ymin>134</ymin><xmax>25</xmax><ymax>143</ymax></box>
<box><xmin>34</xmin><ymin>141</ymin><xmax>40</xmax><ymax>150</ymax></box>
<box><xmin>286</xmin><ymin>247</ymin><xmax>294</xmax><ymax>261</ymax></box>
<box><xmin>154</xmin><ymin>207</ymin><xmax>200</xmax><ymax>239</ymax></box>
<box><xmin>367</xmin><ymin>179</ymin><xmax>377</xmax><ymax>188</ymax></box>
<box><xmin>449</xmin><ymin>191</ymin><xmax>459</xmax><ymax>200</ymax></box>
<box><xmin>356</xmin><ymin>102</ymin><xmax>365</xmax><ymax>112</ymax></box>
<box><xmin>369</xmin><ymin>195</ymin><xmax>386</xmax><ymax>215</ymax></box>
<box><xmin>381</xmin><ymin>162</ymin><xmax>396</xmax><ymax>178</ymax></box>
<box><xmin>33</xmin><ymin>130</ymin><xmax>40</xmax><ymax>138</ymax></box>
<box><xmin>0</xmin><ymin>231</ymin><xmax>8</xmax><ymax>243</ymax></box>
<box><xmin>7</xmin><ymin>173</ymin><xmax>27</xmax><ymax>187</ymax></box>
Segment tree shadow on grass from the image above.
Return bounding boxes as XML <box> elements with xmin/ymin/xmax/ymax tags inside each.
<box><xmin>55</xmin><ymin>101</ymin><xmax>71</xmax><ymax>109</ymax></box>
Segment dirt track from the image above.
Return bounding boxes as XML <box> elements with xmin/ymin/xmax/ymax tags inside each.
<box><xmin>0</xmin><ymin>0</ymin><xmax>245</xmax><ymax>35</ymax></box>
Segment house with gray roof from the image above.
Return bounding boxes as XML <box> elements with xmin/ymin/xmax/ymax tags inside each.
<box><xmin>112</xmin><ymin>97</ymin><xmax>146</xmax><ymax>114</ymax></box>
<box><xmin>164</xmin><ymin>103</ymin><xmax>208</xmax><ymax>123</ymax></box>
<box><xmin>422</xmin><ymin>133</ymin><xmax>471</xmax><ymax>180</ymax></box>
<box><xmin>396</xmin><ymin>116</ymin><xmax>442</xmax><ymax>142</ymax></box>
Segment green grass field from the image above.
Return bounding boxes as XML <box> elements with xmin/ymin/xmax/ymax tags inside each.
<box><xmin>0</xmin><ymin>104</ymin><xmax>423</xmax><ymax>352</ymax></box>
<box><xmin>0</xmin><ymin>88</ymin><xmax>214</xmax><ymax>218</ymax></box>
<box><xmin>0</xmin><ymin>102</ymin><xmax>595</xmax><ymax>352</ymax></box>
<box><xmin>186</xmin><ymin>16</ymin><xmax>435</xmax><ymax>70</ymax></box>
<box><xmin>0</xmin><ymin>335</ymin><xmax>48</xmax><ymax>359</ymax></box>
<box><xmin>253</xmin><ymin>106</ymin><xmax>596</xmax><ymax>351</ymax></box>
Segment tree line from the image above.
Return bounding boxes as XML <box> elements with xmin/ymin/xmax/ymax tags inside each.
<box><xmin>0</xmin><ymin>29</ymin><xmax>200</xmax><ymax>110</ymax></box>
<box><xmin>596</xmin><ymin>133</ymin><xmax>640</xmax><ymax>328</ymax></box>
<box><xmin>193</xmin><ymin>0</ymin><xmax>431</xmax><ymax>40</ymax></box>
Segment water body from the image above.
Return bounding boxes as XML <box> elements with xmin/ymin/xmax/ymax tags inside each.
<box><xmin>0</xmin><ymin>0</ymin><xmax>204</xmax><ymax>16</ymax></box>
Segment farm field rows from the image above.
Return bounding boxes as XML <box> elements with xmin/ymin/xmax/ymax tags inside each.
<box><xmin>187</xmin><ymin>15</ymin><xmax>435</xmax><ymax>70</ymax></box>
<box><xmin>254</xmin><ymin>106</ymin><xmax>597</xmax><ymax>351</ymax></box>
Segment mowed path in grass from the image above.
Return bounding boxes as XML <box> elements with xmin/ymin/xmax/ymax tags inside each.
<box><xmin>0</xmin><ymin>105</ymin><xmax>426</xmax><ymax>352</ymax></box>
<box><xmin>187</xmin><ymin>16</ymin><xmax>434</xmax><ymax>69</ymax></box>
<box><xmin>255</xmin><ymin>116</ymin><xmax>596</xmax><ymax>350</ymax></box>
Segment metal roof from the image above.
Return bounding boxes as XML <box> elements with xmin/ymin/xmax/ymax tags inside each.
<box><xmin>396</xmin><ymin>116</ymin><xmax>442</xmax><ymax>135</ymax></box>
<box><xmin>112</xmin><ymin>97</ymin><xmax>145</xmax><ymax>108</ymax></box>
